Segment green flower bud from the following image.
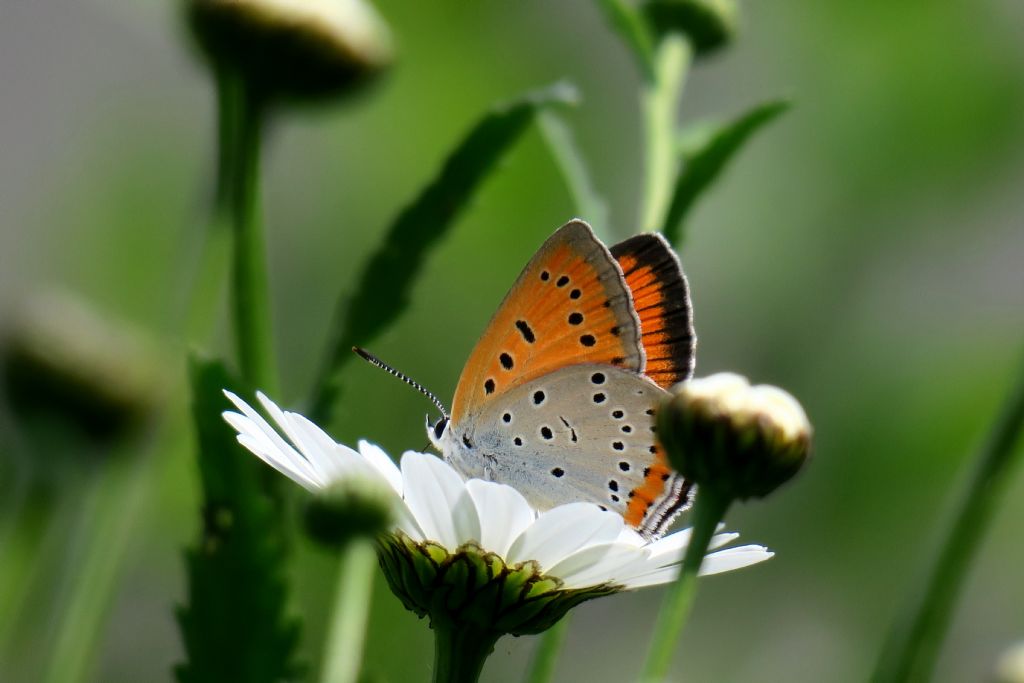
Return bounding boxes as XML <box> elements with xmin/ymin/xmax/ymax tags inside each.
<box><xmin>377</xmin><ymin>532</ymin><xmax>617</xmax><ymax>639</ymax></box>
<box><xmin>657</xmin><ymin>373</ymin><xmax>811</xmax><ymax>500</ymax></box>
<box><xmin>304</xmin><ymin>475</ymin><xmax>395</xmax><ymax>548</ymax></box>
<box><xmin>186</xmin><ymin>0</ymin><xmax>393</xmax><ymax>102</ymax></box>
<box><xmin>642</xmin><ymin>0</ymin><xmax>738</xmax><ymax>56</ymax></box>
<box><xmin>1</xmin><ymin>291</ymin><xmax>164</xmax><ymax>444</ymax></box>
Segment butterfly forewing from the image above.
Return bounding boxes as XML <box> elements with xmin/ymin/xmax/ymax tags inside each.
<box><xmin>451</xmin><ymin>364</ymin><xmax>689</xmax><ymax>538</ymax></box>
<box><xmin>450</xmin><ymin>220</ymin><xmax>644</xmax><ymax>424</ymax></box>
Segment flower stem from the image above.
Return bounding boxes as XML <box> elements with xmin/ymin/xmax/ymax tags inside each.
<box><xmin>640</xmin><ymin>33</ymin><xmax>692</xmax><ymax>234</ymax></box>
<box><xmin>872</xmin><ymin>352</ymin><xmax>1024</xmax><ymax>683</ymax></box>
<box><xmin>432</xmin><ymin>622</ymin><xmax>500</xmax><ymax>683</ymax></box>
<box><xmin>640</xmin><ymin>487</ymin><xmax>731</xmax><ymax>681</ymax></box>
<box><xmin>524</xmin><ymin>615</ymin><xmax>570</xmax><ymax>683</ymax></box>
<box><xmin>225</xmin><ymin>74</ymin><xmax>277</xmax><ymax>393</ymax></box>
<box><xmin>43</xmin><ymin>448</ymin><xmax>155</xmax><ymax>683</ymax></box>
<box><xmin>319</xmin><ymin>540</ymin><xmax>376</xmax><ymax>683</ymax></box>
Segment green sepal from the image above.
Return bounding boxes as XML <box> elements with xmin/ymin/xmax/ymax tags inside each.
<box><xmin>377</xmin><ymin>533</ymin><xmax>619</xmax><ymax>638</ymax></box>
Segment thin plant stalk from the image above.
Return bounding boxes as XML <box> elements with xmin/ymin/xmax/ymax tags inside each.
<box><xmin>873</xmin><ymin>353</ymin><xmax>1024</xmax><ymax>683</ymax></box>
<box><xmin>524</xmin><ymin>616</ymin><xmax>570</xmax><ymax>683</ymax></box>
<box><xmin>640</xmin><ymin>489</ymin><xmax>731</xmax><ymax>681</ymax></box>
<box><xmin>225</xmin><ymin>75</ymin><xmax>277</xmax><ymax>394</ymax></box>
<box><xmin>43</xmin><ymin>448</ymin><xmax>155</xmax><ymax>683</ymax></box>
<box><xmin>319</xmin><ymin>540</ymin><xmax>377</xmax><ymax>683</ymax></box>
<box><xmin>639</xmin><ymin>33</ymin><xmax>692</xmax><ymax>234</ymax></box>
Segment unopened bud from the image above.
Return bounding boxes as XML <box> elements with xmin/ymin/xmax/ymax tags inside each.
<box><xmin>642</xmin><ymin>0</ymin><xmax>738</xmax><ymax>56</ymax></box>
<box><xmin>304</xmin><ymin>475</ymin><xmax>395</xmax><ymax>548</ymax></box>
<box><xmin>657</xmin><ymin>373</ymin><xmax>811</xmax><ymax>500</ymax></box>
<box><xmin>996</xmin><ymin>642</ymin><xmax>1024</xmax><ymax>683</ymax></box>
<box><xmin>1</xmin><ymin>291</ymin><xmax>164</xmax><ymax>443</ymax></box>
<box><xmin>186</xmin><ymin>0</ymin><xmax>393</xmax><ymax>102</ymax></box>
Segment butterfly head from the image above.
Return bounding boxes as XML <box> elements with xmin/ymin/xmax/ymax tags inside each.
<box><xmin>426</xmin><ymin>414</ymin><xmax>450</xmax><ymax>451</ymax></box>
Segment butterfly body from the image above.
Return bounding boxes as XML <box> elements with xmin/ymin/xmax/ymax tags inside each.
<box><xmin>429</xmin><ymin>220</ymin><xmax>696</xmax><ymax>538</ymax></box>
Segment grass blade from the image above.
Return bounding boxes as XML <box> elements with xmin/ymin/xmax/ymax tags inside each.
<box><xmin>537</xmin><ymin>111</ymin><xmax>609</xmax><ymax>235</ymax></box>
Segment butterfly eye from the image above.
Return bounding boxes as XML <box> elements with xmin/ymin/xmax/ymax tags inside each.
<box><xmin>432</xmin><ymin>417</ymin><xmax>449</xmax><ymax>440</ymax></box>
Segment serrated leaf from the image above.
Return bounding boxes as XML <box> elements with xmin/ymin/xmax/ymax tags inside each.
<box><xmin>175</xmin><ymin>356</ymin><xmax>301</xmax><ymax>683</ymax></box>
<box><xmin>309</xmin><ymin>83</ymin><xmax>578</xmax><ymax>423</ymax></box>
<box><xmin>662</xmin><ymin>99</ymin><xmax>790</xmax><ymax>246</ymax></box>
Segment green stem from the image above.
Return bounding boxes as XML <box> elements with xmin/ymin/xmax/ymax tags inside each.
<box><xmin>537</xmin><ymin>112</ymin><xmax>609</xmax><ymax>236</ymax></box>
<box><xmin>43</xmin><ymin>452</ymin><xmax>154</xmax><ymax>683</ymax></box>
<box><xmin>640</xmin><ymin>488</ymin><xmax>731</xmax><ymax>681</ymax></box>
<box><xmin>640</xmin><ymin>33</ymin><xmax>692</xmax><ymax>234</ymax></box>
<box><xmin>431</xmin><ymin>623</ymin><xmax>500</xmax><ymax>683</ymax></box>
<box><xmin>227</xmin><ymin>76</ymin><xmax>277</xmax><ymax>393</ymax></box>
<box><xmin>524</xmin><ymin>616</ymin><xmax>570</xmax><ymax>683</ymax></box>
<box><xmin>320</xmin><ymin>540</ymin><xmax>377</xmax><ymax>683</ymax></box>
<box><xmin>872</xmin><ymin>353</ymin><xmax>1024</xmax><ymax>683</ymax></box>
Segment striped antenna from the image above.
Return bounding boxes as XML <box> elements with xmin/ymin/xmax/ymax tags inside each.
<box><xmin>352</xmin><ymin>347</ymin><xmax>450</xmax><ymax>420</ymax></box>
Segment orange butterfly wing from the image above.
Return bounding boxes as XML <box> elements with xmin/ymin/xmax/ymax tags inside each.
<box><xmin>450</xmin><ymin>220</ymin><xmax>645</xmax><ymax>424</ymax></box>
<box><xmin>611</xmin><ymin>233</ymin><xmax>696</xmax><ymax>389</ymax></box>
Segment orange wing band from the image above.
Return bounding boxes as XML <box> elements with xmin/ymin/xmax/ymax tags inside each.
<box><xmin>624</xmin><ymin>443</ymin><xmax>692</xmax><ymax>537</ymax></box>
<box><xmin>611</xmin><ymin>234</ymin><xmax>696</xmax><ymax>390</ymax></box>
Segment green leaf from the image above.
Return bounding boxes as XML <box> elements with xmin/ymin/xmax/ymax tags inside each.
<box><xmin>536</xmin><ymin>111</ymin><xmax>609</xmax><ymax>235</ymax></box>
<box><xmin>593</xmin><ymin>0</ymin><xmax>657</xmax><ymax>82</ymax></box>
<box><xmin>309</xmin><ymin>83</ymin><xmax>578</xmax><ymax>423</ymax></box>
<box><xmin>662</xmin><ymin>99</ymin><xmax>790</xmax><ymax>246</ymax></box>
<box><xmin>175</xmin><ymin>356</ymin><xmax>301</xmax><ymax>683</ymax></box>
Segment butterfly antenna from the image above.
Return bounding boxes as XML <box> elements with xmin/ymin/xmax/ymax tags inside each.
<box><xmin>352</xmin><ymin>347</ymin><xmax>450</xmax><ymax>420</ymax></box>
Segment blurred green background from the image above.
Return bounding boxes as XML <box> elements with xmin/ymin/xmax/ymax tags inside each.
<box><xmin>2</xmin><ymin>0</ymin><xmax>1023</xmax><ymax>681</ymax></box>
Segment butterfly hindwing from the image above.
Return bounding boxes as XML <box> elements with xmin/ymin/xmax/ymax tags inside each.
<box><xmin>450</xmin><ymin>220</ymin><xmax>645</xmax><ymax>423</ymax></box>
<box><xmin>611</xmin><ymin>233</ymin><xmax>696</xmax><ymax>389</ymax></box>
<box><xmin>449</xmin><ymin>364</ymin><xmax>690</xmax><ymax>539</ymax></box>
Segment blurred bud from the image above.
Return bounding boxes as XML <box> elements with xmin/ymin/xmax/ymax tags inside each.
<box><xmin>996</xmin><ymin>642</ymin><xmax>1024</xmax><ymax>683</ymax></box>
<box><xmin>186</xmin><ymin>0</ymin><xmax>394</xmax><ymax>102</ymax></box>
<box><xmin>642</xmin><ymin>0</ymin><xmax>738</xmax><ymax>56</ymax></box>
<box><xmin>1</xmin><ymin>291</ymin><xmax>164</xmax><ymax>443</ymax></box>
<box><xmin>304</xmin><ymin>475</ymin><xmax>395</xmax><ymax>548</ymax></box>
<box><xmin>657</xmin><ymin>373</ymin><xmax>811</xmax><ymax>500</ymax></box>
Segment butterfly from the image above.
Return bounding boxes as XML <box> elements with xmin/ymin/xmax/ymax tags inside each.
<box><xmin>421</xmin><ymin>219</ymin><xmax>697</xmax><ymax>539</ymax></box>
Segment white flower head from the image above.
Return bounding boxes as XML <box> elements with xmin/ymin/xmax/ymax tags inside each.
<box><xmin>223</xmin><ymin>391</ymin><xmax>772</xmax><ymax>633</ymax></box>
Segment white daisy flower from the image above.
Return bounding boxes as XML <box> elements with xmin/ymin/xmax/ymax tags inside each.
<box><xmin>222</xmin><ymin>390</ymin><xmax>772</xmax><ymax>637</ymax></box>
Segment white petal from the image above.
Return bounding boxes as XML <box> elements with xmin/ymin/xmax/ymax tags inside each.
<box><xmin>223</xmin><ymin>391</ymin><xmax>325</xmax><ymax>487</ymax></box>
<box><xmin>700</xmin><ymin>546</ymin><xmax>773</xmax><ymax>576</ymax></box>
<box><xmin>644</xmin><ymin>527</ymin><xmax>693</xmax><ymax>564</ymax></box>
<box><xmin>465</xmin><ymin>480</ymin><xmax>535</xmax><ymax>557</ymax></box>
<box><xmin>233</xmin><ymin>430</ymin><xmax>319</xmax><ymax>491</ymax></box>
<box><xmin>451</xmin><ymin>488</ymin><xmax>482</xmax><ymax>547</ymax></box>
<box><xmin>506</xmin><ymin>503</ymin><xmax>623</xmax><ymax>571</ymax></box>
<box><xmin>708</xmin><ymin>532</ymin><xmax>740</xmax><ymax>551</ymax></box>
<box><xmin>548</xmin><ymin>543</ymin><xmax>647</xmax><ymax>589</ymax></box>
<box><xmin>224</xmin><ymin>410</ymin><xmax>320</xmax><ymax>490</ymax></box>
<box><xmin>400</xmin><ymin>452</ymin><xmax>466</xmax><ymax>549</ymax></box>
<box><xmin>619</xmin><ymin>565</ymin><xmax>680</xmax><ymax>589</ymax></box>
<box><xmin>618</xmin><ymin>545</ymin><xmax>773</xmax><ymax>589</ymax></box>
<box><xmin>358</xmin><ymin>440</ymin><xmax>403</xmax><ymax>495</ymax></box>
<box><xmin>256</xmin><ymin>392</ymin><xmax>336</xmax><ymax>480</ymax></box>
